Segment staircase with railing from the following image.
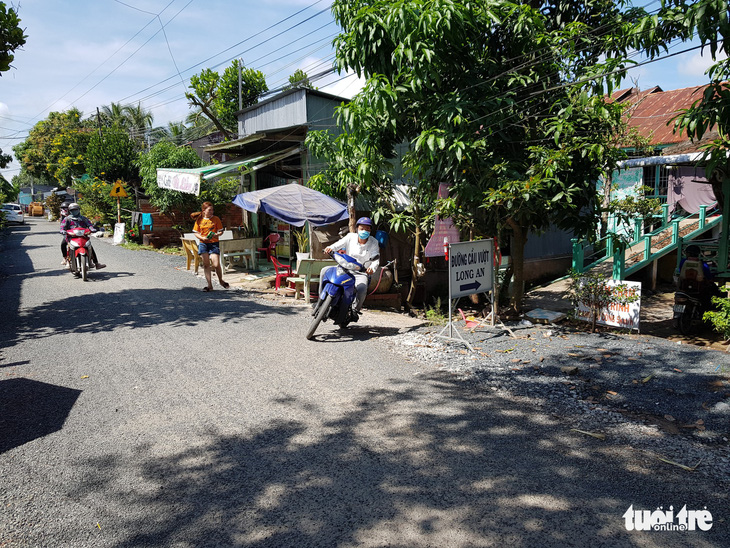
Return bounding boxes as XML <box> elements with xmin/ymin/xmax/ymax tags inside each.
<box><xmin>571</xmin><ymin>203</ymin><xmax>723</xmax><ymax>280</ymax></box>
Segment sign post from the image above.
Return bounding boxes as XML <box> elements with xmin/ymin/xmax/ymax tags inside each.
<box><xmin>436</xmin><ymin>239</ymin><xmax>496</xmax><ymax>351</ymax></box>
<box><xmin>109</xmin><ymin>181</ymin><xmax>128</xmax><ymax>224</ymax></box>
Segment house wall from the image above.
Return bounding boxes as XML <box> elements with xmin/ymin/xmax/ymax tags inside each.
<box><xmin>134</xmin><ymin>200</ymin><xmax>243</xmax><ymax>246</ymax></box>
<box><xmin>239</xmin><ymin>91</ymin><xmax>307</xmax><ymax>137</ymax></box>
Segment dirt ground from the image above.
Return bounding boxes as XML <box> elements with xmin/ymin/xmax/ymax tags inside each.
<box><xmin>218</xmin><ymin>265</ymin><xmax>729</xmax><ymax>352</ymax></box>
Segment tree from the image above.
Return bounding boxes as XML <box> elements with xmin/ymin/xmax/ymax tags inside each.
<box><xmin>186</xmin><ymin>60</ymin><xmax>268</xmax><ymax>140</ymax></box>
<box><xmin>660</xmin><ymin>0</ymin><xmax>730</xmax><ymax>209</ymax></box>
<box><xmin>0</xmin><ymin>2</ymin><xmax>25</xmax><ymax>75</ymax></box>
<box><xmin>328</xmin><ymin>0</ymin><xmax>659</xmax><ymax>312</ymax></box>
<box><xmin>13</xmin><ymin>109</ymin><xmax>93</xmax><ymax>184</ymax></box>
<box><xmin>137</xmin><ymin>142</ymin><xmax>238</xmax><ymax>229</ymax></box>
<box><xmin>85</xmin><ymin>126</ymin><xmax>140</xmax><ymax>184</ymax></box>
<box><xmin>150</xmin><ymin>121</ymin><xmax>189</xmax><ymax>146</ymax></box>
<box><xmin>1</xmin><ymin>2</ymin><xmax>26</xmax><ymax>168</ymax></box>
<box><xmin>284</xmin><ymin>69</ymin><xmax>314</xmax><ymax>90</ymax></box>
<box><xmin>99</xmin><ymin>102</ymin><xmax>153</xmax><ymax>150</ymax></box>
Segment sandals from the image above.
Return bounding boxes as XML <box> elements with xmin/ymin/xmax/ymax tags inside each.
<box><xmin>203</xmin><ymin>282</ymin><xmax>228</xmax><ymax>292</ymax></box>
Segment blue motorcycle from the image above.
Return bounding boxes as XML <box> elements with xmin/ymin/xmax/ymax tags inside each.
<box><xmin>306</xmin><ymin>251</ymin><xmax>364</xmax><ymax>340</ymax></box>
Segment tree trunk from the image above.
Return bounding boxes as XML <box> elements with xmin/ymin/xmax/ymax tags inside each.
<box><xmin>406</xmin><ymin>221</ymin><xmax>421</xmax><ymax>310</ymax></box>
<box><xmin>347</xmin><ymin>183</ymin><xmax>357</xmax><ymax>232</ymax></box>
<box><xmin>506</xmin><ymin>217</ymin><xmax>527</xmax><ymax>313</ymax></box>
<box><xmin>600</xmin><ymin>171</ymin><xmax>613</xmax><ymax>238</ymax></box>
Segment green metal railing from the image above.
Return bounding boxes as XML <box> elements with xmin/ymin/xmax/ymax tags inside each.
<box><xmin>572</xmin><ymin>204</ymin><xmax>721</xmax><ymax>280</ymax></box>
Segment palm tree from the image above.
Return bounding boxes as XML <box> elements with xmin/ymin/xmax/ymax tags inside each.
<box><xmin>150</xmin><ymin>121</ymin><xmax>188</xmax><ymax>146</ymax></box>
<box><xmin>100</xmin><ymin>102</ymin><xmax>128</xmax><ymax>128</ymax></box>
<box><xmin>123</xmin><ymin>103</ymin><xmax>154</xmax><ymax>150</ymax></box>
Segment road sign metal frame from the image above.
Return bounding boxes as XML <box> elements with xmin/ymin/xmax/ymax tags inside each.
<box><xmin>435</xmin><ymin>239</ymin><xmax>496</xmax><ymax>351</ymax></box>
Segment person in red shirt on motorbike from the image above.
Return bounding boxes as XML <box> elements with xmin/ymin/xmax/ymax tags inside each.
<box><xmin>59</xmin><ymin>203</ymin><xmax>106</xmax><ymax>269</ymax></box>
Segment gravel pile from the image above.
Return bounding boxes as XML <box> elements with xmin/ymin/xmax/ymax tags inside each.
<box><xmin>387</xmin><ymin>320</ymin><xmax>730</xmax><ymax>484</ymax></box>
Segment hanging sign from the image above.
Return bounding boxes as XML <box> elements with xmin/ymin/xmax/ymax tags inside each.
<box><xmin>156</xmin><ymin>169</ymin><xmax>201</xmax><ymax>196</ymax></box>
<box><xmin>110</xmin><ymin>182</ymin><xmax>128</xmax><ymax>198</ymax></box>
<box><xmin>448</xmin><ymin>239</ymin><xmax>494</xmax><ymax>298</ymax></box>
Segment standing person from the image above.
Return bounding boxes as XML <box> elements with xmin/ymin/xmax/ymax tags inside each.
<box><xmin>193</xmin><ymin>202</ymin><xmax>229</xmax><ymax>291</ymax></box>
<box><xmin>59</xmin><ymin>203</ymin><xmax>106</xmax><ymax>269</ymax></box>
<box><xmin>324</xmin><ymin>217</ymin><xmax>380</xmax><ymax>319</ymax></box>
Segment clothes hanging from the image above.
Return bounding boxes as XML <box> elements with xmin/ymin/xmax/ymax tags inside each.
<box><xmin>667</xmin><ymin>167</ymin><xmax>716</xmax><ymax>215</ymax></box>
<box><xmin>131</xmin><ymin>212</ymin><xmax>143</xmax><ymax>226</ymax></box>
<box><xmin>141</xmin><ymin>213</ymin><xmax>153</xmax><ymax>230</ymax></box>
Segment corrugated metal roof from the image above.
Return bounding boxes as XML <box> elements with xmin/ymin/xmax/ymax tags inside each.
<box><xmin>616</xmin><ymin>85</ymin><xmax>708</xmax><ymax>146</ymax></box>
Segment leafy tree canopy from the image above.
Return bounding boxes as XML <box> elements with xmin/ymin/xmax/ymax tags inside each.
<box><xmin>85</xmin><ymin>126</ymin><xmax>140</xmax><ymax>184</ymax></box>
<box><xmin>0</xmin><ymin>2</ymin><xmax>25</xmax><ymax>74</ymax></box>
<box><xmin>186</xmin><ymin>60</ymin><xmax>268</xmax><ymax>140</ymax></box>
<box><xmin>13</xmin><ymin>109</ymin><xmax>93</xmax><ymax>184</ymax></box>
<box><xmin>137</xmin><ymin>142</ymin><xmax>238</xmax><ymax>228</ymax></box>
<box><xmin>285</xmin><ymin>69</ymin><xmax>315</xmax><ymax>90</ymax></box>
<box><xmin>326</xmin><ymin>0</ymin><xmax>666</xmax><ymax>310</ymax></box>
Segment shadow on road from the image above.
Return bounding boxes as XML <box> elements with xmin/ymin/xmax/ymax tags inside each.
<box><xmin>0</xmin><ymin>378</ymin><xmax>81</xmax><ymax>454</ymax></box>
<box><xmin>0</xmin><ymin>288</ymin><xmax>298</xmax><ymax>349</ymax></box>
<box><xmin>67</xmin><ymin>372</ymin><xmax>726</xmax><ymax>547</ymax></box>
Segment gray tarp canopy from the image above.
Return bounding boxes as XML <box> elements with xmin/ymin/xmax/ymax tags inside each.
<box><xmin>232</xmin><ymin>183</ymin><xmax>348</xmax><ymax>227</ymax></box>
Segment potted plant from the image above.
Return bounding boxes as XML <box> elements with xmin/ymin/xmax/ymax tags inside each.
<box><xmin>293</xmin><ymin>227</ymin><xmax>310</xmax><ymax>271</ymax></box>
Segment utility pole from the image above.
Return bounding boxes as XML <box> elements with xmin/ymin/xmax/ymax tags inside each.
<box><xmin>238</xmin><ymin>58</ymin><xmax>243</xmax><ymax>111</ymax></box>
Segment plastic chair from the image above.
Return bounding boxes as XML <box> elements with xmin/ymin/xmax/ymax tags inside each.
<box><xmin>257</xmin><ymin>233</ymin><xmax>281</xmax><ymax>263</ymax></box>
<box><xmin>270</xmin><ymin>255</ymin><xmax>293</xmax><ymax>290</ymax></box>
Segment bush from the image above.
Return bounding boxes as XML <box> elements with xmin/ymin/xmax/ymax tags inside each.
<box><xmin>704</xmin><ymin>284</ymin><xmax>730</xmax><ymax>343</ymax></box>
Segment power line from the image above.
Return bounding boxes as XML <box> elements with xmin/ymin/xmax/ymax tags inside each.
<box><xmin>116</xmin><ymin>1</ymin><xmax>332</xmax><ymax>105</ymax></box>
<box><xmin>27</xmin><ymin>0</ymin><xmax>179</xmax><ymax>124</ymax></box>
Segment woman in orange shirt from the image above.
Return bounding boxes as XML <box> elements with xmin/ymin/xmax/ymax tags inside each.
<box><xmin>193</xmin><ymin>201</ymin><xmax>229</xmax><ymax>291</ymax></box>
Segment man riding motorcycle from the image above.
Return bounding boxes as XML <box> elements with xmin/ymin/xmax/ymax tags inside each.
<box><xmin>59</xmin><ymin>203</ymin><xmax>106</xmax><ymax>269</ymax></box>
<box><xmin>677</xmin><ymin>244</ymin><xmax>721</xmax><ymax>310</ymax></box>
<box><xmin>323</xmin><ymin>217</ymin><xmax>380</xmax><ymax>320</ymax></box>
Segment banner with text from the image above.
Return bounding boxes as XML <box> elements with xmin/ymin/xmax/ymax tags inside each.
<box><xmin>156</xmin><ymin>169</ymin><xmax>201</xmax><ymax>196</ymax></box>
<box><xmin>576</xmin><ymin>279</ymin><xmax>641</xmax><ymax>330</ymax></box>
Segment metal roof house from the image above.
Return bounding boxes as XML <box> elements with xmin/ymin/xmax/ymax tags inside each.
<box><xmin>205</xmin><ymin>87</ymin><xmax>349</xmax><ymax>189</ymax></box>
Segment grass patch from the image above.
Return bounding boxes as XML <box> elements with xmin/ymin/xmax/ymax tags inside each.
<box><xmin>120</xmin><ymin>242</ymin><xmax>184</xmax><ymax>256</ymax></box>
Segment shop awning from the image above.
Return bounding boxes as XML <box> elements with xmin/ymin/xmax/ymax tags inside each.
<box><xmin>155</xmin><ymin>146</ymin><xmax>301</xmax><ymax>195</ymax></box>
<box><xmin>233</xmin><ymin>183</ymin><xmax>348</xmax><ymax>227</ymax></box>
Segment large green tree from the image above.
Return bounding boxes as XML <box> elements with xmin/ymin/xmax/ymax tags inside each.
<box><xmin>186</xmin><ymin>60</ymin><xmax>268</xmax><ymax>140</ymax></box>
<box><xmin>85</xmin><ymin>126</ymin><xmax>140</xmax><ymax>184</ymax></box>
<box><xmin>98</xmin><ymin>102</ymin><xmax>153</xmax><ymax>149</ymax></box>
<box><xmin>13</xmin><ymin>109</ymin><xmax>93</xmax><ymax>184</ymax></box>
<box><xmin>327</xmin><ymin>0</ymin><xmax>661</xmax><ymax>311</ymax></box>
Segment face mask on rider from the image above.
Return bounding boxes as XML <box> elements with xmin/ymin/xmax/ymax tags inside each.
<box><xmin>358</xmin><ymin>230</ymin><xmax>370</xmax><ymax>240</ymax></box>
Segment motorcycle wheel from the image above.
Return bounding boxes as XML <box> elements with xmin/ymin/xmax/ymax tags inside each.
<box><xmin>81</xmin><ymin>255</ymin><xmax>88</xmax><ymax>281</ymax></box>
<box><xmin>678</xmin><ymin>305</ymin><xmax>694</xmax><ymax>335</ymax></box>
<box><xmin>306</xmin><ymin>294</ymin><xmax>332</xmax><ymax>340</ymax></box>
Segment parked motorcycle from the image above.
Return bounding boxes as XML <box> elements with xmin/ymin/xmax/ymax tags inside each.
<box><xmin>672</xmin><ymin>289</ymin><xmax>715</xmax><ymax>335</ymax></box>
<box><xmin>306</xmin><ymin>251</ymin><xmax>365</xmax><ymax>340</ymax></box>
<box><xmin>65</xmin><ymin>227</ymin><xmax>94</xmax><ymax>281</ymax></box>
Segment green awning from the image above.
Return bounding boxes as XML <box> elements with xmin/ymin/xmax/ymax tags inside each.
<box><xmin>155</xmin><ymin>146</ymin><xmax>301</xmax><ymax>195</ymax></box>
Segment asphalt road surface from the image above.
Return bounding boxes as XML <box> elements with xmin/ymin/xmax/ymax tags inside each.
<box><xmin>1</xmin><ymin>219</ymin><xmax>727</xmax><ymax>547</ymax></box>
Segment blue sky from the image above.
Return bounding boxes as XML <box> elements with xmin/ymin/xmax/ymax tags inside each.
<box><xmin>0</xmin><ymin>0</ymin><xmax>721</xmax><ymax>181</ymax></box>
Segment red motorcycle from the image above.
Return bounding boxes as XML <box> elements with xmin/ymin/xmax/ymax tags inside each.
<box><xmin>65</xmin><ymin>227</ymin><xmax>94</xmax><ymax>281</ymax></box>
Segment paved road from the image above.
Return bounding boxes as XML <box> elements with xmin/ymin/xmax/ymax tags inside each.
<box><xmin>1</xmin><ymin>219</ymin><xmax>727</xmax><ymax>547</ymax></box>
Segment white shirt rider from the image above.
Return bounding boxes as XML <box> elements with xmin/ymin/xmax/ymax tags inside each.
<box><xmin>324</xmin><ymin>217</ymin><xmax>380</xmax><ymax>313</ymax></box>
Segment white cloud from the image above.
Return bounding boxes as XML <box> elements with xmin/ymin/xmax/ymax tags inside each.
<box><xmin>678</xmin><ymin>49</ymin><xmax>727</xmax><ymax>77</ymax></box>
